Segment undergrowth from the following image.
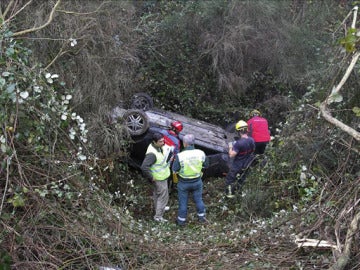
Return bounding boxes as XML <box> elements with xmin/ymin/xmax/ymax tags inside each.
<box><xmin>1</xmin><ymin>2</ymin><xmax>359</xmax><ymax>269</ymax></box>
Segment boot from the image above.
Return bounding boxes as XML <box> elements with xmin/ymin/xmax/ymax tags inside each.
<box><xmin>225</xmin><ymin>185</ymin><xmax>235</xmax><ymax>198</ymax></box>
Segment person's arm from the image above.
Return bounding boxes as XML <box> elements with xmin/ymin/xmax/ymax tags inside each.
<box><xmin>141</xmin><ymin>153</ymin><xmax>156</xmax><ymax>182</ymax></box>
<box><xmin>251</xmin><ymin>139</ymin><xmax>256</xmax><ymax>152</ymax></box>
<box><xmin>171</xmin><ymin>154</ymin><xmax>181</xmax><ymax>173</ymax></box>
<box><xmin>229</xmin><ymin>145</ymin><xmax>238</xmax><ymax>158</ymax></box>
<box><xmin>174</xmin><ymin>141</ymin><xmax>180</xmax><ymax>155</ymax></box>
<box><xmin>247</xmin><ymin>119</ymin><xmax>253</xmax><ymax>137</ymax></box>
<box><xmin>202</xmin><ymin>154</ymin><xmax>209</xmax><ymax>169</ymax></box>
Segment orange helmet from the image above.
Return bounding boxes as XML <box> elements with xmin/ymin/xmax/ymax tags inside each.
<box><xmin>171</xmin><ymin>121</ymin><xmax>183</xmax><ymax>133</ymax></box>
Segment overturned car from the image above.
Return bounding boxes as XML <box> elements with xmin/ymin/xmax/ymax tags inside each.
<box><xmin>112</xmin><ymin>93</ymin><xmax>236</xmax><ymax>178</ymax></box>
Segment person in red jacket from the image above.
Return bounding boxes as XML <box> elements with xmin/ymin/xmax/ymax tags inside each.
<box><xmin>247</xmin><ymin>110</ymin><xmax>270</xmax><ymax>155</ymax></box>
<box><xmin>160</xmin><ymin>121</ymin><xmax>183</xmax><ymax>155</ymax></box>
<box><xmin>160</xmin><ymin>121</ymin><xmax>183</xmax><ymax>192</ymax></box>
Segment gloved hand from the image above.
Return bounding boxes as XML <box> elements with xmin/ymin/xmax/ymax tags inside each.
<box><xmin>172</xmin><ymin>173</ymin><xmax>178</xmax><ymax>184</ymax></box>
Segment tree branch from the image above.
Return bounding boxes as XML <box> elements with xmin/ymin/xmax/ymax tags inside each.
<box><xmin>2</xmin><ymin>0</ymin><xmax>33</xmax><ymax>26</ymax></box>
<box><xmin>329</xmin><ymin>211</ymin><xmax>360</xmax><ymax>270</ymax></box>
<box><xmin>320</xmin><ymin>103</ymin><xmax>360</xmax><ymax>141</ymax></box>
<box><xmin>326</xmin><ymin>51</ymin><xmax>360</xmax><ymax>104</ymax></box>
<box><xmin>322</xmin><ymin>7</ymin><xmax>360</xmax><ymax>270</ymax></box>
<box><xmin>57</xmin><ymin>1</ymin><xmax>110</xmax><ymax>15</ymax></box>
<box><xmin>320</xmin><ymin>52</ymin><xmax>360</xmax><ymax>142</ymax></box>
<box><xmin>319</xmin><ymin>6</ymin><xmax>360</xmax><ymax>142</ymax></box>
<box><xmin>12</xmin><ymin>0</ymin><xmax>61</xmax><ymax>37</ymax></box>
<box><xmin>0</xmin><ymin>0</ymin><xmax>15</xmax><ymax>20</ymax></box>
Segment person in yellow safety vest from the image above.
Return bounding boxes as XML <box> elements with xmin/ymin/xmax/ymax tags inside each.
<box><xmin>172</xmin><ymin>134</ymin><xmax>209</xmax><ymax>226</ymax></box>
<box><xmin>141</xmin><ymin>132</ymin><xmax>173</xmax><ymax>222</ymax></box>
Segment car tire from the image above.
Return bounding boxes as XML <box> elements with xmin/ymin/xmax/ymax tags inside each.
<box><xmin>123</xmin><ymin>109</ymin><xmax>150</xmax><ymax>136</ymax></box>
<box><xmin>130</xmin><ymin>93</ymin><xmax>154</xmax><ymax>111</ymax></box>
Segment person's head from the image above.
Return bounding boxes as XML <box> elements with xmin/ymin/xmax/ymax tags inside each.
<box><xmin>170</xmin><ymin>121</ymin><xmax>183</xmax><ymax>134</ymax></box>
<box><xmin>250</xmin><ymin>109</ymin><xmax>261</xmax><ymax>117</ymax></box>
<box><xmin>183</xmin><ymin>134</ymin><xmax>195</xmax><ymax>147</ymax></box>
<box><xmin>152</xmin><ymin>132</ymin><xmax>165</xmax><ymax>146</ymax></box>
<box><xmin>235</xmin><ymin>120</ymin><xmax>248</xmax><ymax>135</ymax></box>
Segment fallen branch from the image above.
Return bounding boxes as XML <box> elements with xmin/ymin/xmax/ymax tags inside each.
<box><xmin>295</xmin><ymin>237</ymin><xmax>340</xmax><ymax>251</ymax></box>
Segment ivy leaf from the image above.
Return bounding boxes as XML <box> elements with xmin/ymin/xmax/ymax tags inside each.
<box><xmin>328</xmin><ymin>92</ymin><xmax>343</xmax><ymax>104</ymax></box>
<box><xmin>6</xmin><ymin>47</ymin><xmax>15</xmax><ymax>56</ymax></box>
<box><xmin>314</xmin><ymin>101</ymin><xmax>321</xmax><ymax>107</ymax></box>
<box><xmin>0</xmin><ymin>77</ymin><xmax>5</xmax><ymax>87</ymax></box>
<box><xmin>1</xmin><ymin>143</ymin><xmax>7</xmax><ymax>153</ymax></box>
<box><xmin>6</xmin><ymin>83</ymin><xmax>16</xmax><ymax>93</ymax></box>
<box><xmin>352</xmin><ymin>106</ymin><xmax>360</xmax><ymax>117</ymax></box>
<box><xmin>8</xmin><ymin>193</ymin><xmax>26</xmax><ymax>207</ymax></box>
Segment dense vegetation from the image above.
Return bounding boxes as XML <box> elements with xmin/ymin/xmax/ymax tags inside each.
<box><xmin>0</xmin><ymin>0</ymin><xmax>359</xmax><ymax>269</ymax></box>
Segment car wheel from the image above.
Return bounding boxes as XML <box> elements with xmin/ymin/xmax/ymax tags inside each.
<box><xmin>131</xmin><ymin>93</ymin><xmax>154</xmax><ymax>110</ymax></box>
<box><xmin>123</xmin><ymin>110</ymin><xmax>150</xmax><ymax>136</ymax></box>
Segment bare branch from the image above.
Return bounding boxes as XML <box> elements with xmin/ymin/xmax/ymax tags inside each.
<box><xmin>2</xmin><ymin>0</ymin><xmax>33</xmax><ymax>26</ymax></box>
<box><xmin>0</xmin><ymin>154</ymin><xmax>13</xmax><ymax>217</ymax></box>
<box><xmin>12</xmin><ymin>0</ymin><xmax>61</xmax><ymax>37</ymax></box>
<box><xmin>325</xmin><ymin>51</ymin><xmax>360</xmax><ymax>105</ymax></box>
<box><xmin>351</xmin><ymin>6</ymin><xmax>358</xmax><ymax>28</ymax></box>
<box><xmin>0</xmin><ymin>0</ymin><xmax>15</xmax><ymax>20</ymax></box>
<box><xmin>57</xmin><ymin>1</ymin><xmax>110</xmax><ymax>15</ymax></box>
<box><xmin>320</xmin><ymin>102</ymin><xmax>360</xmax><ymax>141</ymax></box>
<box><xmin>295</xmin><ymin>237</ymin><xmax>339</xmax><ymax>250</ymax></box>
<box><xmin>329</xmin><ymin>211</ymin><xmax>360</xmax><ymax>270</ymax></box>
<box><xmin>320</xmin><ymin>7</ymin><xmax>360</xmax><ymax>267</ymax></box>
<box><xmin>320</xmin><ymin>36</ymin><xmax>360</xmax><ymax>141</ymax></box>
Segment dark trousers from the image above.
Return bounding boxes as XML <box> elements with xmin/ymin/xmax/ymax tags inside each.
<box><xmin>255</xmin><ymin>142</ymin><xmax>268</xmax><ymax>155</ymax></box>
<box><xmin>225</xmin><ymin>158</ymin><xmax>252</xmax><ymax>192</ymax></box>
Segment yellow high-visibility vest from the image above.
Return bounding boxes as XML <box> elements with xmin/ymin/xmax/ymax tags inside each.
<box><xmin>178</xmin><ymin>149</ymin><xmax>205</xmax><ymax>179</ymax></box>
<box><xmin>146</xmin><ymin>144</ymin><xmax>171</xmax><ymax>181</ymax></box>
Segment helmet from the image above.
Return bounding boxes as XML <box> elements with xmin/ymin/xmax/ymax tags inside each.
<box><xmin>250</xmin><ymin>110</ymin><xmax>261</xmax><ymax>117</ymax></box>
<box><xmin>170</xmin><ymin>121</ymin><xmax>183</xmax><ymax>133</ymax></box>
<box><xmin>235</xmin><ymin>120</ymin><xmax>248</xmax><ymax>131</ymax></box>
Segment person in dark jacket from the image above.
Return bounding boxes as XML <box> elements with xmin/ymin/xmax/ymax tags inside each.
<box><xmin>225</xmin><ymin>120</ymin><xmax>255</xmax><ymax>198</ymax></box>
<box><xmin>247</xmin><ymin>110</ymin><xmax>270</xmax><ymax>155</ymax></box>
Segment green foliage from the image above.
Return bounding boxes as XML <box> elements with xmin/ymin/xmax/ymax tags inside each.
<box><xmin>0</xmin><ymin>25</ymin><xmax>90</xmax><ymax>184</ymax></box>
<box><xmin>137</xmin><ymin>0</ymin><xmax>228</xmax><ymax>115</ymax></box>
<box><xmin>339</xmin><ymin>28</ymin><xmax>359</xmax><ymax>52</ymax></box>
<box><xmin>353</xmin><ymin>106</ymin><xmax>360</xmax><ymax>116</ymax></box>
<box><xmin>0</xmin><ymin>250</ymin><xmax>12</xmax><ymax>270</ymax></box>
<box><xmin>136</xmin><ymin>0</ymin><xmax>338</xmax><ymax>121</ymax></box>
<box><xmin>7</xmin><ymin>187</ymin><xmax>29</xmax><ymax>208</ymax></box>
<box><xmin>1</xmin><ymin>1</ymin><xmax>359</xmax><ymax>269</ymax></box>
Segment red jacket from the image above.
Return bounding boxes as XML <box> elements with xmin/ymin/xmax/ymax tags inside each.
<box><xmin>247</xmin><ymin>116</ymin><xmax>270</xmax><ymax>143</ymax></box>
<box><xmin>160</xmin><ymin>129</ymin><xmax>181</xmax><ymax>154</ymax></box>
